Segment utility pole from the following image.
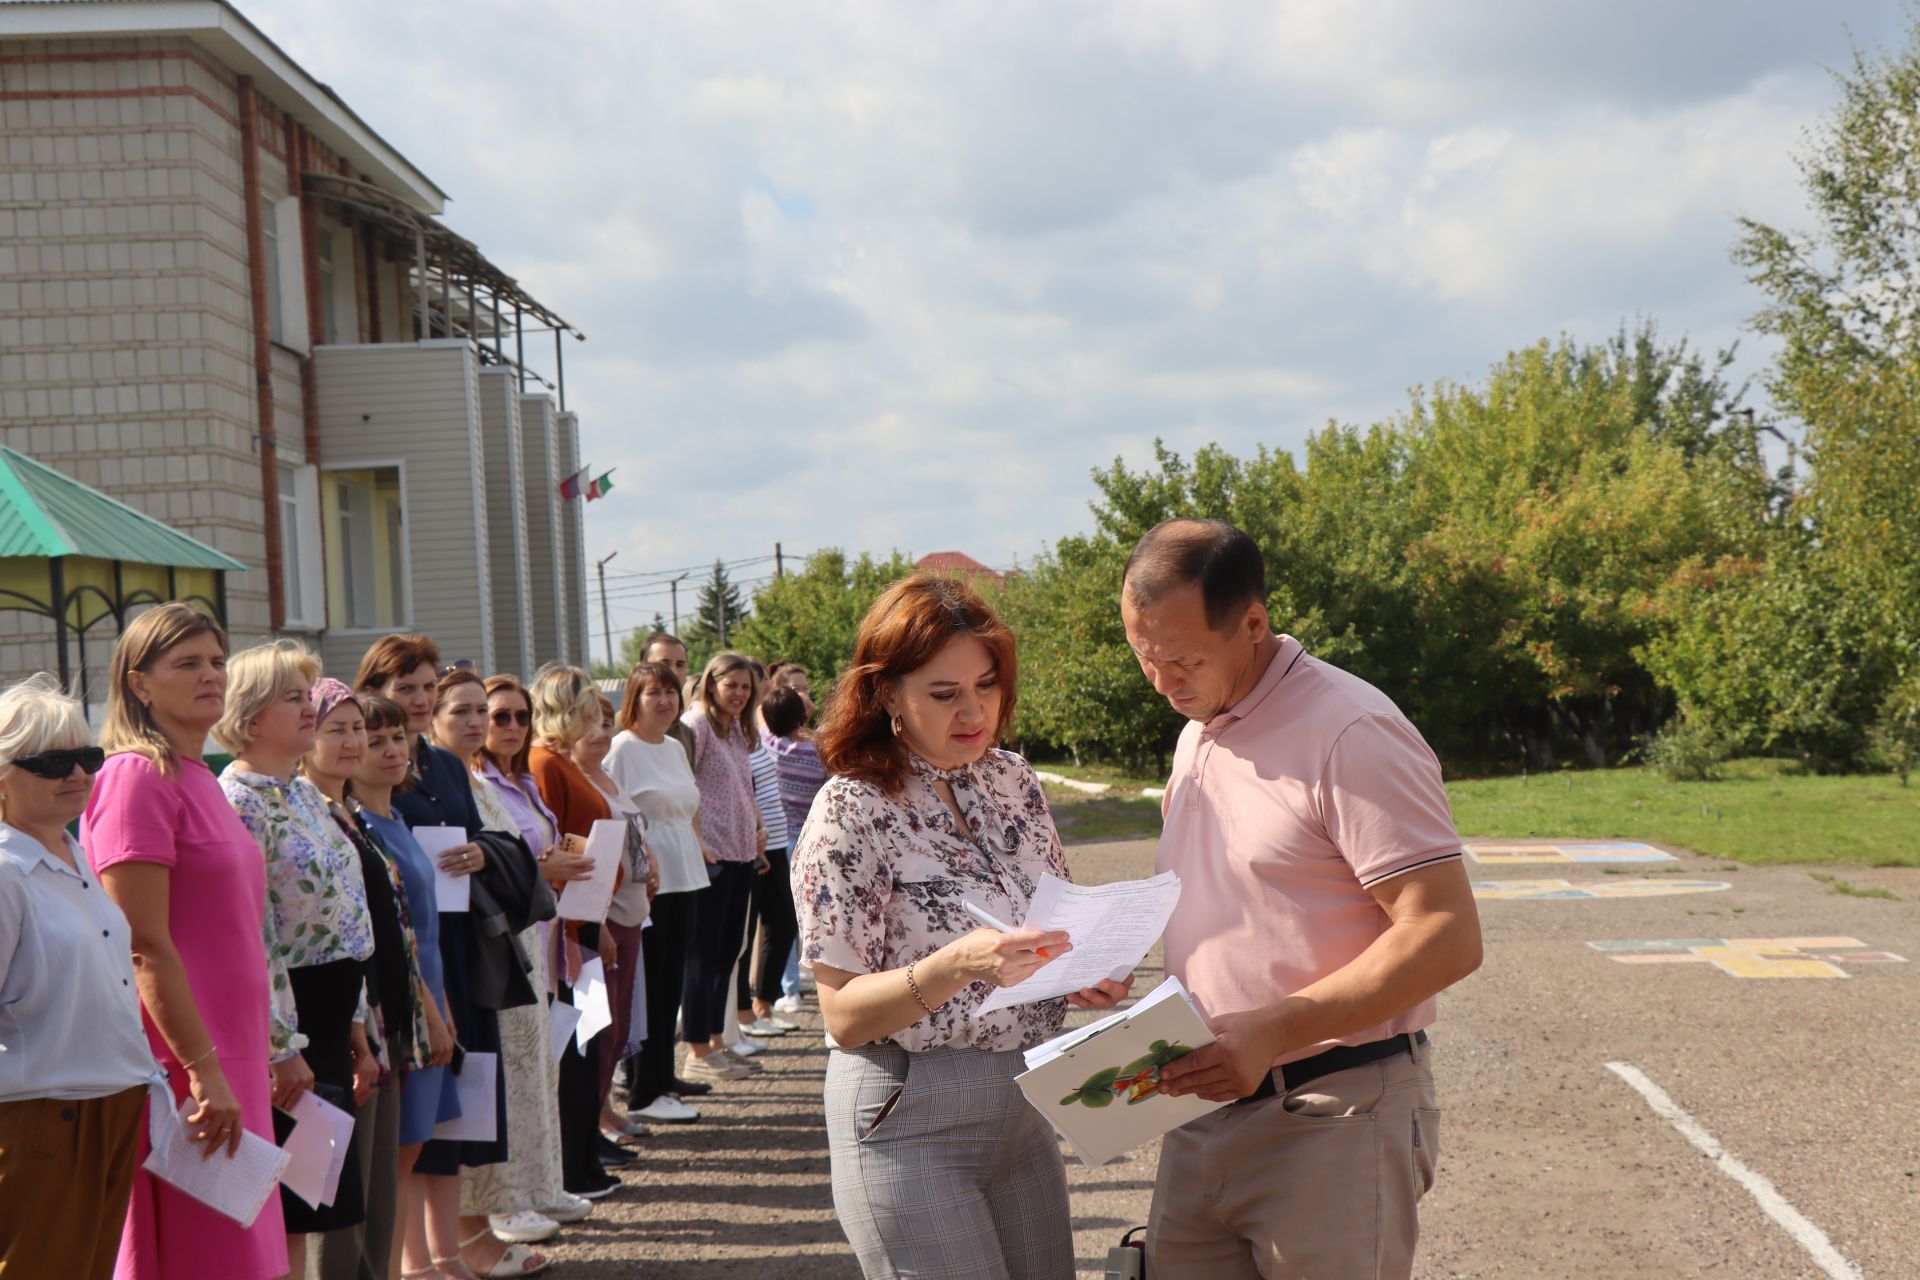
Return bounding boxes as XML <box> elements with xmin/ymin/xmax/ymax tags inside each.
<box><xmin>669</xmin><ymin>571</ymin><xmax>689</xmax><ymax>635</ymax></box>
<box><xmin>718</xmin><ymin>589</ymin><xmax>728</xmax><ymax>647</ymax></box>
<box><xmin>775</xmin><ymin>542</ymin><xmax>784</xmax><ymax>579</ymax></box>
<box><xmin>595</xmin><ymin>550</ymin><xmax>618</xmax><ymax>670</ymax></box>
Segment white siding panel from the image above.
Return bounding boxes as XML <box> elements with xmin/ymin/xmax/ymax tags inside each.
<box><xmin>519</xmin><ymin>394</ymin><xmax>567</xmax><ymax>668</ymax></box>
<box><xmin>478</xmin><ymin>371</ymin><xmax>533</xmax><ymax>679</ymax></box>
<box><xmin>314</xmin><ymin>342</ymin><xmax>491</xmax><ymax>676</ymax></box>
<box><xmin>556</xmin><ymin>412</ymin><xmax>589</xmax><ymax>668</ymax></box>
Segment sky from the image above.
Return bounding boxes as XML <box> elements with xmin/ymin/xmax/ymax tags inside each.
<box><xmin>244</xmin><ymin>0</ymin><xmax>1910</xmax><ymax>645</ymax></box>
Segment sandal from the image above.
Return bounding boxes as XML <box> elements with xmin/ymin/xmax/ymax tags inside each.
<box><xmin>455</xmin><ymin>1229</ymin><xmax>550</xmax><ymax>1278</ymax></box>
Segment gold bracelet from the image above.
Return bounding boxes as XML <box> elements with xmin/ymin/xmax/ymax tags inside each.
<box><xmin>905</xmin><ymin>961</ymin><xmax>935</xmax><ymax>1016</ymax></box>
<box><xmin>181</xmin><ymin>1044</ymin><xmax>218</xmax><ymax>1073</ymax></box>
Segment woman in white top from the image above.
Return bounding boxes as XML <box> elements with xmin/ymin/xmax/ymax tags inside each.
<box><xmin>605</xmin><ymin>661</ymin><xmax>712</xmax><ymax>1121</ymax></box>
<box><xmin>0</xmin><ymin>675</ymin><xmax>156</xmax><ymax>1280</ymax></box>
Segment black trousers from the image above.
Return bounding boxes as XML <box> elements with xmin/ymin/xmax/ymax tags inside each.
<box><xmin>737</xmin><ymin>847</ymin><xmax>797</xmax><ymax>1009</ymax></box>
<box><xmin>631</xmin><ymin>888</ymin><xmax>698</xmax><ymax>1109</ymax></box>
<box><xmin>556</xmin><ymin>923</ymin><xmax>613</xmax><ymax>1195</ymax></box>
<box><xmin>283</xmin><ymin>958</ymin><xmax>368</xmax><ymax>1232</ymax></box>
<box><xmin>681</xmin><ymin>861</ymin><xmax>754</xmax><ymax>1043</ymax></box>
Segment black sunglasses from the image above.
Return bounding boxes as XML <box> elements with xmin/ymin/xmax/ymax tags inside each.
<box><xmin>490</xmin><ymin>709</ymin><xmax>531</xmax><ymax>726</ymax></box>
<box><xmin>12</xmin><ymin>747</ymin><xmax>107</xmax><ymax>779</ymax></box>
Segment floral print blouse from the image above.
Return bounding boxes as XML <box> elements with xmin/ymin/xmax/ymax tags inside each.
<box><xmin>682</xmin><ymin>709</ymin><xmax>760</xmax><ymax>863</ymax></box>
<box><xmin>221</xmin><ymin>766</ymin><xmax>376</xmax><ymax>1057</ymax></box>
<box><xmin>791</xmin><ymin>749</ymin><xmax>1073</xmax><ymax>1054</ymax></box>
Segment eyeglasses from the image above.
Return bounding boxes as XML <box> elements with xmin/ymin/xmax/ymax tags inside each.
<box><xmin>490</xmin><ymin>709</ymin><xmax>531</xmax><ymax>726</ymax></box>
<box><xmin>10</xmin><ymin>746</ymin><xmax>107</xmax><ymax>779</ymax></box>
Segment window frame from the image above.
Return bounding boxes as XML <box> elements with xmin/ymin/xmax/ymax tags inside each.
<box><xmin>319</xmin><ymin>458</ymin><xmax>413</xmax><ymax>635</ymax></box>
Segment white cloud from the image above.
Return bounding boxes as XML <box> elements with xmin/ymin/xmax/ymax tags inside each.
<box><xmin>239</xmin><ymin>0</ymin><xmax>1909</xmax><ymax>643</ymax></box>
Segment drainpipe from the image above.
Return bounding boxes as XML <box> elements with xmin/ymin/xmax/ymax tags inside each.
<box><xmin>293</xmin><ymin>123</ymin><xmax>330</xmax><ymax>625</ymax></box>
<box><xmin>237</xmin><ymin>76</ymin><xmax>287</xmax><ymax>631</ymax></box>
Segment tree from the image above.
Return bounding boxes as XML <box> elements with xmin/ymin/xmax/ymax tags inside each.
<box><xmin>611</xmin><ymin>612</ymin><xmax>671</xmax><ymax>674</ymax></box>
<box><xmin>683</xmin><ymin>561</ymin><xmax>749</xmax><ymax>672</ymax></box>
<box><xmin>732</xmin><ymin>550</ymin><xmax>915</xmax><ymax>685</ymax></box>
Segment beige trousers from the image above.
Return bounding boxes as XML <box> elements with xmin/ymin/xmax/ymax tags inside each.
<box><xmin>1148</xmin><ymin>1040</ymin><xmax>1441</xmax><ymax>1279</ymax></box>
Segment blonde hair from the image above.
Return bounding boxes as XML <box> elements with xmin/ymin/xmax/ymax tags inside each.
<box><xmin>529</xmin><ymin>664</ymin><xmax>602</xmax><ymax>750</ymax></box>
<box><xmin>211</xmin><ymin>639</ymin><xmax>322</xmax><ymax>755</ymax></box>
<box><xmin>99</xmin><ymin>603</ymin><xmax>228</xmax><ymax>776</ymax></box>
<box><xmin>690</xmin><ymin>651</ymin><xmax>760</xmax><ymax>749</ymax></box>
<box><xmin>0</xmin><ymin>673</ymin><xmax>93</xmax><ymax>778</ymax></box>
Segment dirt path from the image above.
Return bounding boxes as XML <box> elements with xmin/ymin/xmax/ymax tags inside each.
<box><xmin>544</xmin><ymin>837</ymin><xmax>1920</xmax><ymax>1278</ymax></box>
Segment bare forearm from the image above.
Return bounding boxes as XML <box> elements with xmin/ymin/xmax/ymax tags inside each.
<box><xmin>817</xmin><ymin>949</ymin><xmax>974</xmax><ymax>1046</ymax></box>
<box><xmin>131</xmin><ymin>940</ymin><xmax>219</xmax><ymax>1066</ymax></box>
<box><xmin>1260</xmin><ymin>913</ymin><xmax>1481</xmax><ymax>1053</ymax></box>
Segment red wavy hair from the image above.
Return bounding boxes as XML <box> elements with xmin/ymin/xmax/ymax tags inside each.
<box><xmin>815</xmin><ymin>575</ymin><xmax>1019</xmax><ymax>793</ymax></box>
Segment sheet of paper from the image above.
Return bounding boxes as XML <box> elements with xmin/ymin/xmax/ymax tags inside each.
<box><xmin>432</xmin><ymin>1051</ymin><xmax>499</xmax><ymax>1143</ymax></box>
<box><xmin>1022</xmin><ymin>977</ymin><xmax>1192</xmax><ymax>1072</ymax></box>
<box><xmin>413</xmin><ymin>825</ymin><xmax>471</xmax><ymax>913</ymax></box>
<box><xmin>277</xmin><ymin>1091</ymin><xmax>343</xmax><ymax>1209</ymax></box>
<box><xmin>549</xmin><ymin>999</ymin><xmax>584</xmax><ymax>1061</ymax></box>
<box><xmin>571</xmin><ymin>957</ymin><xmax>613</xmax><ymax>1050</ymax></box>
<box><xmin>143</xmin><ymin>1084</ymin><xmax>291</xmax><ymax>1228</ymax></box>
<box><xmin>976</xmin><ymin>871</ymin><xmax>1182</xmax><ymax>1014</ymax></box>
<box><xmin>555</xmin><ymin>819</ymin><xmax>625</xmax><ymax>922</ymax></box>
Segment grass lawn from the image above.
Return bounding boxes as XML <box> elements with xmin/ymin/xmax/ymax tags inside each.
<box><xmin>1448</xmin><ymin>758</ymin><xmax>1920</xmax><ymax>868</ymax></box>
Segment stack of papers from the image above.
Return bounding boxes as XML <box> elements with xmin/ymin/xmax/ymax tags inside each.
<box><xmin>976</xmin><ymin>871</ymin><xmax>1182</xmax><ymax>1014</ymax></box>
<box><xmin>143</xmin><ymin>1081</ymin><xmax>291</xmax><ymax>1227</ymax></box>
<box><xmin>278</xmin><ymin>1090</ymin><xmax>356</xmax><ymax>1210</ymax></box>
<box><xmin>1016</xmin><ymin>977</ymin><xmax>1228</xmax><ymax>1167</ymax></box>
<box><xmin>556</xmin><ymin>820</ymin><xmax>625</xmax><ymax>922</ymax></box>
<box><xmin>414</xmin><ymin>826</ymin><xmax>472</xmax><ymax>913</ymax></box>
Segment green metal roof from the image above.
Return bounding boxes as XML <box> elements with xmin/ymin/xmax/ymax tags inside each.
<box><xmin>0</xmin><ymin>447</ymin><xmax>247</xmax><ymax>572</ymax></box>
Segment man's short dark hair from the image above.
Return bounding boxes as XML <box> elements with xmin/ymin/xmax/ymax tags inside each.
<box><xmin>762</xmin><ymin>685</ymin><xmax>810</xmax><ymax>738</ymax></box>
<box><xmin>1123</xmin><ymin>519</ymin><xmax>1266</xmax><ymax>632</ymax></box>
<box><xmin>641</xmin><ymin>631</ymin><xmax>684</xmax><ymax>658</ymax></box>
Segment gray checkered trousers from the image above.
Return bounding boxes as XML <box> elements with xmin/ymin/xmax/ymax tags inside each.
<box><xmin>824</xmin><ymin>1042</ymin><xmax>1076</xmax><ymax>1279</ymax></box>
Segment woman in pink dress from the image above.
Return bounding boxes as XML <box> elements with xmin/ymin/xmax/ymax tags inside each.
<box><xmin>84</xmin><ymin>603</ymin><xmax>292</xmax><ymax>1280</ymax></box>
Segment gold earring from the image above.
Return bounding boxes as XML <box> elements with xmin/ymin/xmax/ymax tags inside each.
<box><xmin>890</xmin><ymin>714</ymin><xmax>903</xmax><ymax>737</ymax></box>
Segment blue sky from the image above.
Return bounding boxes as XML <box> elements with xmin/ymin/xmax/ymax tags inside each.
<box><xmin>246</xmin><ymin>0</ymin><xmax>1910</xmax><ymax>643</ymax></box>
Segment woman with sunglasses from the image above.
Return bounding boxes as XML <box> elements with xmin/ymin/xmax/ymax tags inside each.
<box><xmin>85</xmin><ymin>603</ymin><xmax>289</xmax><ymax>1280</ymax></box>
<box><xmin>0</xmin><ymin>676</ymin><xmax>155</xmax><ymax>1280</ymax></box>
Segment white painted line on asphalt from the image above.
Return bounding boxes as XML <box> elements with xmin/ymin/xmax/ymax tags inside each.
<box><xmin>1604</xmin><ymin>1061</ymin><xmax>1862</xmax><ymax>1280</ymax></box>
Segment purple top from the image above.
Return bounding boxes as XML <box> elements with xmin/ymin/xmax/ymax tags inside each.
<box><xmin>476</xmin><ymin>759</ymin><xmax>561</xmax><ymax>856</ymax></box>
<box><xmin>681</xmin><ymin>708</ymin><xmax>758</xmax><ymax>862</ymax></box>
<box><xmin>766</xmin><ymin>733</ymin><xmax>828</xmax><ymax>841</ymax></box>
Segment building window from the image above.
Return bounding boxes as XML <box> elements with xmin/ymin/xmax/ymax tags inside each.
<box><xmin>321</xmin><ymin>465</ymin><xmax>408</xmax><ymax>629</ymax></box>
<box><xmin>278</xmin><ymin>463</ymin><xmax>323</xmax><ymax>629</ymax></box>
<box><xmin>261</xmin><ymin>197</ymin><xmax>284</xmax><ymax>344</ymax></box>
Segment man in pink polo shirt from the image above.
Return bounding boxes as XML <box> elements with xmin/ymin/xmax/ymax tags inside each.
<box><xmin>1123</xmin><ymin>518</ymin><xmax>1483</xmax><ymax>1279</ymax></box>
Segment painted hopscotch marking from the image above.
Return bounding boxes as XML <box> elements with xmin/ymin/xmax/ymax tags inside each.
<box><xmin>1588</xmin><ymin>937</ymin><xmax>1908</xmax><ymax>979</ymax></box>
<box><xmin>1605</xmin><ymin>1062</ymin><xmax>1862</xmax><ymax>1279</ymax></box>
<box><xmin>1474</xmin><ymin>878</ymin><xmax>1729</xmax><ymax>901</ymax></box>
<box><xmin>1465</xmin><ymin>840</ymin><xmax>1677</xmax><ymax>865</ymax></box>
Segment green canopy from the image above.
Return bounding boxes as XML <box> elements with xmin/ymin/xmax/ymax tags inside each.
<box><xmin>0</xmin><ymin>446</ymin><xmax>247</xmax><ymax>701</ymax></box>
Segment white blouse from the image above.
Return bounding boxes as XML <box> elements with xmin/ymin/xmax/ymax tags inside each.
<box><xmin>607</xmin><ymin>730</ymin><xmax>708</xmax><ymax>895</ymax></box>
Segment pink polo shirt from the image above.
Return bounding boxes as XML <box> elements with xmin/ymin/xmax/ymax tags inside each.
<box><xmin>1157</xmin><ymin>635</ymin><xmax>1462</xmax><ymax>1065</ymax></box>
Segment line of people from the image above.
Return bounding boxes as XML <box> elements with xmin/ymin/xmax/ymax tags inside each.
<box><xmin>0</xmin><ymin>606</ymin><xmax>827</xmax><ymax>1280</ymax></box>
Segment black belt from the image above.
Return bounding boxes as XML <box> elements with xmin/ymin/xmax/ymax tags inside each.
<box><xmin>1238</xmin><ymin>1030</ymin><xmax>1427</xmax><ymax>1104</ymax></box>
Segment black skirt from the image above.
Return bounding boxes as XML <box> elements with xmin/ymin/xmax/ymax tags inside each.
<box><xmin>281</xmin><ymin>956</ymin><xmax>369</xmax><ymax>1232</ymax></box>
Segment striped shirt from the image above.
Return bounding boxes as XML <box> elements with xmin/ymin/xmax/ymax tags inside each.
<box><xmin>747</xmin><ymin>743</ymin><xmax>790</xmax><ymax>852</ymax></box>
<box><xmin>765</xmin><ymin>733</ymin><xmax>827</xmax><ymax>843</ymax></box>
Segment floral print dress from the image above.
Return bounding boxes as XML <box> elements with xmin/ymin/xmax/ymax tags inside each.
<box><xmin>791</xmin><ymin>749</ymin><xmax>1073</xmax><ymax>1054</ymax></box>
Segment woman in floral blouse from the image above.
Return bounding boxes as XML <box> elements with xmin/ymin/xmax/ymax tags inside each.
<box><xmin>792</xmin><ymin>576</ymin><xmax>1133</xmax><ymax>1280</ymax></box>
<box><xmin>214</xmin><ymin>641</ymin><xmax>376</xmax><ymax>1273</ymax></box>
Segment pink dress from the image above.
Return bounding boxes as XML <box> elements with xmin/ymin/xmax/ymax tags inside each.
<box><xmin>83</xmin><ymin>753</ymin><xmax>289</xmax><ymax>1280</ymax></box>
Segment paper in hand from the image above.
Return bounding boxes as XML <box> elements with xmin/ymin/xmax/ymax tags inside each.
<box><xmin>549</xmin><ymin>999</ymin><xmax>584</xmax><ymax>1061</ymax></box>
<box><xmin>975</xmin><ymin>872</ymin><xmax>1181</xmax><ymax>1014</ymax></box>
<box><xmin>556</xmin><ymin>819</ymin><xmax>624</xmax><ymax>922</ymax></box>
<box><xmin>413</xmin><ymin>825</ymin><xmax>471</xmax><ymax>913</ymax></box>
<box><xmin>432</xmin><ymin>1051</ymin><xmax>499</xmax><ymax>1143</ymax></box>
<box><xmin>143</xmin><ymin>1082</ymin><xmax>290</xmax><ymax>1228</ymax></box>
<box><xmin>571</xmin><ymin>957</ymin><xmax>613</xmax><ymax>1050</ymax></box>
<box><xmin>277</xmin><ymin>1090</ymin><xmax>355</xmax><ymax>1209</ymax></box>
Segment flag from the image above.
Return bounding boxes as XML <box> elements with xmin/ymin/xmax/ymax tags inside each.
<box><xmin>587</xmin><ymin>469</ymin><xmax>615</xmax><ymax>500</ymax></box>
<box><xmin>558</xmin><ymin>465</ymin><xmax>592</xmax><ymax>500</ymax></box>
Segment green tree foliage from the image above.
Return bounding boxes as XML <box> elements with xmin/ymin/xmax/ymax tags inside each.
<box><xmin>683</xmin><ymin>561</ymin><xmax>749</xmax><ymax>672</ymax></box>
<box><xmin>731</xmin><ymin>550</ymin><xmax>916</xmax><ymax>685</ymax></box>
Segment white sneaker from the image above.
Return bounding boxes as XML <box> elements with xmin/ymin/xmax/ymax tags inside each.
<box><xmin>773</xmin><ymin>994</ymin><xmax>805</xmax><ymax>1015</ymax></box>
<box><xmin>764</xmin><ymin>1014</ymin><xmax>800</xmax><ymax>1032</ymax></box>
<box><xmin>732</xmin><ymin>1034</ymin><xmax>767</xmax><ymax>1057</ymax></box>
<box><xmin>634</xmin><ymin>1095</ymin><xmax>700</xmax><ymax>1124</ymax></box>
<box><xmin>741</xmin><ymin>1018</ymin><xmax>789</xmax><ymax>1037</ymax></box>
<box><xmin>490</xmin><ymin>1210</ymin><xmax>560</xmax><ymax>1243</ymax></box>
<box><xmin>539</xmin><ymin>1192</ymin><xmax>593</xmax><ymax>1224</ymax></box>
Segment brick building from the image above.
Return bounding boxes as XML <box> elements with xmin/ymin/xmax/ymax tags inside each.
<box><xmin>0</xmin><ymin>0</ymin><xmax>593</xmax><ymax>694</ymax></box>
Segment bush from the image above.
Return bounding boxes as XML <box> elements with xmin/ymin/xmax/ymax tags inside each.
<box><xmin>1644</xmin><ymin>708</ymin><xmax>1734</xmax><ymax>782</ymax></box>
<box><xmin>1865</xmin><ymin>676</ymin><xmax>1920</xmax><ymax>787</ymax></box>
